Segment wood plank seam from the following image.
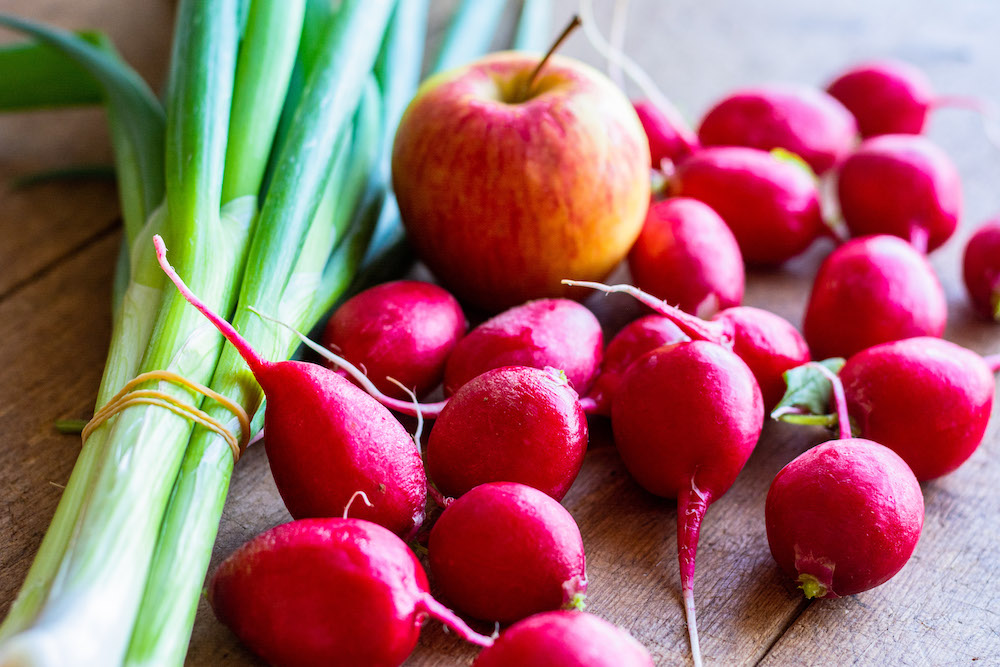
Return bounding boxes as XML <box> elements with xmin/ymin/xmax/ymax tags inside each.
<box><xmin>754</xmin><ymin>598</ymin><xmax>812</xmax><ymax>665</ymax></box>
<box><xmin>0</xmin><ymin>216</ymin><xmax>120</xmax><ymax>304</ymax></box>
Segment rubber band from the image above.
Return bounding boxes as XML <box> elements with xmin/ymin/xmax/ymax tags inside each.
<box><xmin>82</xmin><ymin>370</ymin><xmax>251</xmax><ymax>463</ymax></box>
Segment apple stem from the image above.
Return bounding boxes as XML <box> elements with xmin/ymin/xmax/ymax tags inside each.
<box><xmin>523</xmin><ymin>14</ymin><xmax>582</xmax><ymax>99</ymax></box>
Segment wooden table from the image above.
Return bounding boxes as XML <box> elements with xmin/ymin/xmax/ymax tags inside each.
<box><xmin>2</xmin><ymin>1</ymin><xmax>999</xmax><ymax>665</ymax></box>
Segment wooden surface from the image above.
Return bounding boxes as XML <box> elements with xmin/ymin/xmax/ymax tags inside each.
<box><xmin>2</xmin><ymin>1</ymin><xmax>1000</xmax><ymax>665</ymax></box>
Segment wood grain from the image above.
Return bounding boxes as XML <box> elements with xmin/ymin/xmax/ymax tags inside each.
<box><xmin>2</xmin><ymin>0</ymin><xmax>1000</xmax><ymax>666</ymax></box>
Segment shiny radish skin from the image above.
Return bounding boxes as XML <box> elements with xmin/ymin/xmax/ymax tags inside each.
<box><xmin>963</xmin><ymin>219</ymin><xmax>1000</xmax><ymax>320</ymax></box>
<box><xmin>803</xmin><ymin>235</ymin><xmax>947</xmax><ymax>360</ymax></box>
<box><xmin>713</xmin><ymin>306</ymin><xmax>811</xmax><ymax>411</ymax></box>
<box><xmin>670</xmin><ymin>146</ymin><xmax>825</xmax><ymax>265</ymax></box>
<box><xmin>611</xmin><ymin>341</ymin><xmax>764</xmax><ymax>666</ymax></box>
<box><xmin>262</xmin><ymin>364</ymin><xmax>427</xmax><ymax>534</ymax></box>
<box><xmin>428</xmin><ymin>482</ymin><xmax>587</xmax><ymax>624</ymax></box>
<box><xmin>322</xmin><ymin>280</ymin><xmax>466</xmax><ymax>399</ymax></box>
<box><xmin>473</xmin><ymin>611</ymin><xmax>654</xmax><ymax>667</ymax></box>
<box><xmin>443</xmin><ymin>298</ymin><xmax>603</xmax><ymax>396</ymax></box>
<box><xmin>209</xmin><ymin>518</ymin><xmax>492</xmax><ymax>667</ymax></box>
<box><xmin>427</xmin><ymin>366</ymin><xmax>588</xmax><ymax>501</ymax></box>
<box><xmin>628</xmin><ymin>197</ymin><xmax>745</xmax><ymax>317</ymax></box>
<box><xmin>585</xmin><ymin>315</ymin><xmax>689</xmax><ymax>416</ymax></box>
<box><xmin>697</xmin><ymin>84</ymin><xmax>857</xmax><ymax>175</ymax></box>
<box><xmin>634</xmin><ymin>99</ymin><xmax>700</xmax><ymax>169</ymax></box>
<box><xmin>765</xmin><ymin>439</ymin><xmax>924</xmax><ymax>598</ymax></box>
<box><xmin>837</xmin><ymin>134</ymin><xmax>962</xmax><ymax>253</ymax></box>
<box><xmin>565</xmin><ymin>279</ymin><xmax>809</xmax><ymax>415</ymax></box>
<box><xmin>154</xmin><ymin>237</ymin><xmax>426</xmax><ymax>538</ymax></box>
<box><xmin>841</xmin><ymin>337</ymin><xmax>995</xmax><ymax>480</ymax></box>
<box><xmin>826</xmin><ymin>60</ymin><xmax>935</xmax><ymax>137</ymax></box>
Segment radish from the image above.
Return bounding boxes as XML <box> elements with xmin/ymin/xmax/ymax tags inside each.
<box><xmin>209</xmin><ymin>516</ymin><xmax>493</xmax><ymax>667</ymax></box>
<box><xmin>766</xmin><ymin>438</ymin><xmax>923</xmax><ymax>598</ymax></box>
<box><xmin>669</xmin><ymin>146</ymin><xmax>825</xmax><ymax>265</ymax></box>
<box><xmin>627</xmin><ymin>197</ymin><xmax>744</xmax><ymax>317</ymax></box>
<box><xmin>633</xmin><ymin>99</ymin><xmax>700</xmax><ymax>169</ymax></box>
<box><xmin>154</xmin><ymin>236</ymin><xmax>427</xmax><ymax>537</ymax></box>
<box><xmin>427</xmin><ymin>366</ymin><xmax>588</xmax><ymax>501</ymax></box>
<box><xmin>473</xmin><ymin>611</ymin><xmax>654</xmax><ymax>667</ymax></box>
<box><xmin>565</xmin><ymin>280</ymin><xmax>810</xmax><ymax>411</ymax></box>
<box><xmin>443</xmin><ymin>298</ymin><xmax>603</xmax><ymax>396</ymax></box>
<box><xmin>612</xmin><ymin>340</ymin><xmax>763</xmax><ymax>666</ymax></box>
<box><xmin>826</xmin><ymin>59</ymin><xmax>1000</xmax><ymax>139</ymax></box>
<box><xmin>963</xmin><ymin>218</ymin><xmax>1000</xmax><ymax>320</ymax></box>
<box><xmin>321</xmin><ymin>280</ymin><xmax>466</xmax><ymax>399</ymax></box>
<box><xmin>767</xmin><ymin>363</ymin><xmax>923</xmax><ymax>598</ymax></box>
<box><xmin>802</xmin><ymin>234</ymin><xmax>947</xmax><ymax>360</ymax></box>
<box><xmin>583</xmin><ymin>315</ymin><xmax>689</xmax><ymax>416</ymax></box>
<box><xmin>428</xmin><ymin>482</ymin><xmax>587</xmax><ymax>624</ymax></box>
<box><xmin>697</xmin><ymin>83</ymin><xmax>857</xmax><ymax>175</ymax></box>
<box><xmin>840</xmin><ymin>337</ymin><xmax>996</xmax><ymax>480</ymax></box>
<box><xmin>836</xmin><ymin>134</ymin><xmax>961</xmax><ymax>253</ymax></box>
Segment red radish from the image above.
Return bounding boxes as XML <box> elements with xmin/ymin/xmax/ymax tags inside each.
<box><xmin>154</xmin><ymin>236</ymin><xmax>427</xmax><ymax>537</ymax></box>
<box><xmin>627</xmin><ymin>197</ymin><xmax>744</xmax><ymax>317</ymax></box>
<box><xmin>473</xmin><ymin>611</ymin><xmax>654</xmax><ymax>667</ymax></box>
<box><xmin>443</xmin><ymin>298</ymin><xmax>603</xmax><ymax>396</ymax></box>
<box><xmin>837</xmin><ymin>134</ymin><xmax>961</xmax><ymax>253</ymax></box>
<box><xmin>565</xmin><ymin>280</ymin><xmax>810</xmax><ymax>411</ymax></box>
<box><xmin>697</xmin><ymin>83</ymin><xmax>857</xmax><ymax>175</ymax></box>
<box><xmin>427</xmin><ymin>366</ymin><xmax>587</xmax><ymax>501</ymax></box>
<box><xmin>583</xmin><ymin>315</ymin><xmax>689</xmax><ymax>416</ymax></box>
<box><xmin>633</xmin><ymin>99</ymin><xmax>700</xmax><ymax>169</ymax></box>
<box><xmin>428</xmin><ymin>482</ymin><xmax>587</xmax><ymax>624</ymax></box>
<box><xmin>827</xmin><ymin>60</ymin><xmax>933</xmax><ymax>137</ymax></box>
<box><xmin>765</xmin><ymin>439</ymin><xmax>924</xmax><ymax>598</ymax></box>
<box><xmin>802</xmin><ymin>234</ymin><xmax>947</xmax><ymax>360</ymax></box>
<box><xmin>612</xmin><ymin>340</ymin><xmax>763</xmax><ymax>666</ymax></box>
<box><xmin>209</xmin><ymin>517</ymin><xmax>492</xmax><ymax>667</ymax></box>
<box><xmin>669</xmin><ymin>146</ymin><xmax>825</xmax><ymax>265</ymax></box>
<box><xmin>963</xmin><ymin>218</ymin><xmax>1000</xmax><ymax>320</ymax></box>
<box><xmin>840</xmin><ymin>337</ymin><xmax>995</xmax><ymax>480</ymax></box>
<box><xmin>321</xmin><ymin>280</ymin><xmax>466</xmax><ymax>399</ymax></box>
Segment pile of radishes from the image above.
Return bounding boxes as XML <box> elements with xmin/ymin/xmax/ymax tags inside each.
<box><xmin>157</xmin><ymin>55</ymin><xmax>998</xmax><ymax>667</ymax></box>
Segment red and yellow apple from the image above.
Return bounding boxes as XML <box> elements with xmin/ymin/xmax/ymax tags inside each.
<box><xmin>391</xmin><ymin>51</ymin><xmax>651</xmax><ymax>311</ymax></box>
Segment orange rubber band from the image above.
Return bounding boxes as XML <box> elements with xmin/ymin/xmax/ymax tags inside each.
<box><xmin>82</xmin><ymin>370</ymin><xmax>251</xmax><ymax>463</ymax></box>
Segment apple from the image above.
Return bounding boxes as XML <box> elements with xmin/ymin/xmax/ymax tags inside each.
<box><xmin>391</xmin><ymin>51</ymin><xmax>651</xmax><ymax>311</ymax></box>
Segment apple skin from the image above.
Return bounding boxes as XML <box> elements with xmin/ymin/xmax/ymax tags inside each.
<box><xmin>392</xmin><ymin>51</ymin><xmax>651</xmax><ymax>311</ymax></box>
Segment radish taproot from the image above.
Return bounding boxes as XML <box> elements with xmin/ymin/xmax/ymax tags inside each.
<box><xmin>583</xmin><ymin>315</ymin><xmax>689</xmax><ymax>416</ymax></box>
<box><xmin>963</xmin><ymin>218</ymin><xmax>1000</xmax><ymax>321</ymax></box>
<box><xmin>428</xmin><ymin>482</ymin><xmax>587</xmax><ymax>624</ymax></box>
<box><xmin>427</xmin><ymin>366</ymin><xmax>588</xmax><ymax>501</ymax></box>
<box><xmin>697</xmin><ymin>83</ymin><xmax>857</xmax><ymax>175</ymax></box>
<box><xmin>611</xmin><ymin>340</ymin><xmax>764</xmax><ymax>666</ymax></box>
<box><xmin>443</xmin><ymin>298</ymin><xmax>603</xmax><ymax>396</ymax></box>
<box><xmin>321</xmin><ymin>280</ymin><xmax>466</xmax><ymax>399</ymax></box>
<box><xmin>766</xmin><ymin>438</ymin><xmax>923</xmax><ymax>598</ymax></box>
<box><xmin>473</xmin><ymin>611</ymin><xmax>654</xmax><ymax>667</ymax></box>
<box><xmin>634</xmin><ymin>99</ymin><xmax>700</xmax><ymax>169</ymax></box>
<box><xmin>565</xmin><ymin>280</ymin><xmax>809</xmax><ymax>410</ymax></box>
<box><xmin>154</xmin><ymin>236</ymin><xmax>427</xmax><ymax>537</ymax></box>
<box><xmin>210</xmin><ymin>517</ymin><xmax>493</xmax><ymax>667</ymax></box>
<box><xmin>627</xmin><ymin>197</ymin><xmax>744</xmax><ymax>317</ymax></box>
<box><xmin>802</xmin><ymin>234</ymin><xmax>947</xmax><ymax>360</ymax></box>
<box><xmin>840</xmin><ymin>337</ymin><xmax>995</xmax><ymax>480</ymax></box>
<box><xmin>836</xmin><ymin>134</ymin><xmax>961</xmax><ymax>253</ymax></box>
<box><xmin>669</xmin><ymin>146</ymin><xmax>825</xmax><ymax>265</ymax></box>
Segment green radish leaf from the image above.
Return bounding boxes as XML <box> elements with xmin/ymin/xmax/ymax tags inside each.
<box><xmin>0</xmin><ymin>14</ymin><xmax>165</xmax><ymax>245</ymax></box>
<box><xmin>0</xmin><ymin>32</ymin><xmax>104</xmax><ymax>109</ymax></box>
<box><xmin>770</xmin><ymin>147</ymin><xmax>818</xmax><ymax>181</ymax></box>
<box><xmin>771</xmin><ymin>357</ymin><xmax>846</xmax><ymax>423</ymax></box>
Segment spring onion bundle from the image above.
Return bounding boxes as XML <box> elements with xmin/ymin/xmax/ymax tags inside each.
<box><xmin>0</xmin><ymin>0</ymin><xmax>540</xmax><ymax>663</ymax></box>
